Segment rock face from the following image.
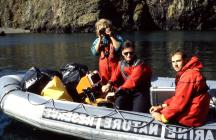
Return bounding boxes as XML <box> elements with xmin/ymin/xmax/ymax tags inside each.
<box><xmin>0</xmin><ymin>0</ymin><xmax>215</xmax><ymax>33</ymax></box>
<box><xmin>146</xmin><ymin>0</ymin><xmax>216</xmax><ymax>30</ymax></box>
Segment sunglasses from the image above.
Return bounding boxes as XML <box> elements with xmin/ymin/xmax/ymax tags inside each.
<box><xmin>123</xmin><ymin>51</ymin><xmax>135</xmax><ymax>56</ymax></box>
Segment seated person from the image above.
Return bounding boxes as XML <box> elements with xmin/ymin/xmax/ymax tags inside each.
<box><xmin>102</xmin><ymin>40</ymin><xmax>152</xmax><ymax>113</ymax></box>
<box><xmin>150</xmin><ymin>49</ymin><xmax>210</xmax><ymax>127</ymax></box>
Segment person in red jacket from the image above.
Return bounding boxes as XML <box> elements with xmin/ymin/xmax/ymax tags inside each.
<box><xmin>91</xmin><ymin>19</ymin><xmax>124</xmax><ymax>85</ymax></box>
<box><xmin>150</xmin><ymin>49</ymin><xmax>210</xmax><ymax>127</ymax></box>
<box><xmin>102</xmin><ymin>40</ymin><xmax>152</xmax><ymax>113</ymax></box>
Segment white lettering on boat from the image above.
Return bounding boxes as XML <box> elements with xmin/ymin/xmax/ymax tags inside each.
<box><xmin>164</xmin><ymin>126</ymin><xmax>215</xmax><ymax>140</ymax></box>
<box><xmin>122</xmin><ymin>120</ymin><xmax>131</xmax><ymax>131</ymax></box>
<box><xmin>43</xmin><ymin>107</ymin><xmax>95</xmax><ymax>127</ymax></box>
<box><xmin>96</xmin><ymin>118</ymin><xmax>101</xmax><ymax>129</ymax></box>
<box><xmin>103</xmin><ymin>118</ymin><xmax>112</xmax><ymax>129</ymax></box>
<box><xmin>112</xmin><ymin>119</ymin><xmax>122</xmax><ymax>130</ymax></box>
<box><xmin>42</xmin><ymin>107</ymin><xmax>215</xmax><ymax>140</ymax></box>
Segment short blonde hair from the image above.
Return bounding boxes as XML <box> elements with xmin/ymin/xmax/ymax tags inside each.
<box><xmin>95</xmin><ymin>19</ymin><xmax>112</xmax><ymax>33</ymax></box>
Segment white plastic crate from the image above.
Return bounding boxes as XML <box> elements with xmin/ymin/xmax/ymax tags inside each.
<box><xmin>150</xmin><ymin>86</ymin><xmax>175</xmax><ymax>106</ymax></box>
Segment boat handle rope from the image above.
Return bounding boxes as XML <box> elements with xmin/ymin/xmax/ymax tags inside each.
<box><xmin>165</xmin><ymin>125</ymin><xmax>194</xmax><ymax>134</ymax></box>
<box><xmin>3</xmin><ymin>81</ymin><xmax>191</xmax><ymax>131</ymax></box>
<box><xmin>27</xmin><ymin>93</ymin><xmax>56</xmax><ymax>107</ymax></box>
<box><xmin>80</xmin><ymin>102</ymin><xmax>155</xmax><ymax>128</ymax></box>
<box><xmin>27</xmin><ymin>93</ymin><xmax>88</xmax><ymax>114</ymax></box>
<box><xmin>80</xmin><ymin>103</ymin><xmax>120</xmax><ymax>118</ymax></box>
<box><xmin>1</xmin><ymin>87</ymin><xmax>196</xmax><ymax>132</ymax></box>
<box><xmin>0</xmin><ymin>86</ymin><xmax>21</xmax><ymax>110</ymax></box>
<box><xmin>156</xmin><ymin>121</ymin><xmax>194</xmax><ymax>134</ymax></box>
<box><xmin>3</xmin><ymin>83</ymin><xmax>20</xmax><ymax>88</ymax></box>
<box><xmin>113</xmin><ymin>105</ymin><xmax>155</xmax><ymax>128</ymax></box>
<box><xmin>26</xmin><ymin>92</ymin><xmax>117</xmax><ymax>116</ymax></box>
<box><xmin>27</xmin><ymin>94</ymin><xmax>88</xmax><ymax>114</ymax></box>
<box><xmin>26</xmin><ymin>92</ymin><xmax>155</xmax><ymax>128</ymax></box>
<box><xmin>26</xmin><ymin>91</ymin><xmax>195</xmax><ymax>131</ymax></box>
<box><xmin>27</xmin><ymin>92</ymin><xmax>87</xmax><ymax>113</ymax></box>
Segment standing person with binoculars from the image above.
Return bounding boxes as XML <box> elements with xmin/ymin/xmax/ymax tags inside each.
<box><xmin>91</xmin><ymin>19</ymin><xmax>124</xmax><ymax>86</ymax></box>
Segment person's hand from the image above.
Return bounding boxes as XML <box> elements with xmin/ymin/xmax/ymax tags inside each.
<box><xmin>105</xmin><ymin>28</ymin><xmax>112</xmax><ymax>36</ymax></box>
<box><xmin>149</xmin><ymin>105</ymin><xmax>162</xmax><ymax>113</ymax></box>
<box><xmin>105</xmin><ymin>92</ymin><xmax>115</xmax><ymax>101</ymax></box>
<box><xmin>102</xmin><ymin>83</ymin><xmax>111</xmax><ymax>93</ymax></box>
<box><xmin>151</xmin><ymin>112</ymin><xmax>162</xmax><ymax>122</ymax></box>
<box><xmin>97</xmin><ymin>27</ymin><xmax>106</xmax><ymax>37</ymax></box>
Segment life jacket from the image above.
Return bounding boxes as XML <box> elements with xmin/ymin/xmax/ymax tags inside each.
<box><xmin>99</xmin><ymin>36</ymin><xmax>118</xmax><ymax>61</ymax></box>
<box><xmin>120</xmin><ymin>59</ymin><xmax>144</xmax><ymax>79</ymax></box>
<box><xmin>100</xmin><ymin>43</ymin><xmax>116</xmax><ymax>60</ymax></box>
<box><xmin>119</xmin><ymin>59</ymin><xmax>152</xmax><ymax>91</ymax></box>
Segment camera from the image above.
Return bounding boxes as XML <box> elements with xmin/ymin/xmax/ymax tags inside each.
<box><xmin>99</xmin><ymin>28</ymin><xmax>106</xmax><ymax>35</ymax></box>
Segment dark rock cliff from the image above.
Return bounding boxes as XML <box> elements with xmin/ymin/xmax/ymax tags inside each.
<box><xmin>147</xmin><ymin>0</ymin><xmax>216</xmax><ymax>30</ymax></box>
<box><xmin>0</xmin><ymin>0</ymin><xmax>215</xmax><ymax>33</ymax></box>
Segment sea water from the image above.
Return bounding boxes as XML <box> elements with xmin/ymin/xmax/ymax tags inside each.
<box><xmin>0</xmin><ymin>31</ymin><xmax>216</xmax><ymax>139</ymax></box>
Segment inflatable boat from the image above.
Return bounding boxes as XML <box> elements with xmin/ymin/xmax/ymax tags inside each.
<box><xmin>0</xmin><ymin>74</ymin><xmax>216</xmax><ymax>140</ymax></box>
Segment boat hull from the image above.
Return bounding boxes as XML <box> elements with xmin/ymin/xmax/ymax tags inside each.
<box><xmin>0</xmin><ymin>75</ymin><xmax>216</xmax><ymax>140</ymax></box>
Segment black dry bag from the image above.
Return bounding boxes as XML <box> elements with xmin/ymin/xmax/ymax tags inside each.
<box><xmin>21</xmin><ymin>67</ymin><xmax>50</xmax><ymax>94</ymax></box>
<box><xmin>60</xmin><ymin>63</ymin><xmax>89</xmax><ymax>102</ymax></box>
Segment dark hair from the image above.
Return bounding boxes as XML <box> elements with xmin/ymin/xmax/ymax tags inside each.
<box><xmin>169</xmin><ymin>49</ymin><xmax>187</xmax><ymax>60</ymax></box>
<box><xmin>122</xmin><ymin>40</ymin><xmax>135</xmax><ymax>50</ymax></box>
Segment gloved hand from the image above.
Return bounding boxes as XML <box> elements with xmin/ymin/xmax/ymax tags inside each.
<box><xmin>106</xmin><ymin>92</ymin><xmax>115</xmax><ymax>102</ymax></box>
<box><xmin>102</xmin><ymin>83</ymin><xmax>111</xmax><ymax>93</ymax></box>
<box><xmin>114</xmin><ymin>88</ymin><xmax>124</xmax><ymax>97</ymax></box>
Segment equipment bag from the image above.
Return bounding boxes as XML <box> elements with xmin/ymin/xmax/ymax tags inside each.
<box><xmin>76</xmin><ymin>71</ymin><xmax>101</xmax><ymax>94</ymax></box>
<box><xmin>60</xmin><ymin>63</ymin><xmax>89</xmax><ymax>102</ymax></box>
<box><xmin>61</xmin><ymin>63</ymin><xmax>88</xmax><ymax>84</ymax></box>
<box><xmin>21</xmin><ymin>67</ymin><xmax>50</xmax><ymax>94</ymax></box>
<box><xmin>41</xmin><ymin>76</ymin><xmax>73</xmax><ymax>101</ymax></box>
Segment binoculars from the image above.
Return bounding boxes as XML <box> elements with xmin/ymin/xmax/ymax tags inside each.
<box><xmin>99</xmin><ymin>28</ymin><xmax>106</xmax><ymax>35</ymax></box>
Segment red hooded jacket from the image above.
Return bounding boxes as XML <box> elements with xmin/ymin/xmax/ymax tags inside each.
<box><xmin>161</xmin><ymin>56</ymin><xmax>210</xmax><ymax>127</ymax></box>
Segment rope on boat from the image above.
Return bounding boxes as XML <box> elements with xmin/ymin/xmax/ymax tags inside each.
<box><xmin>27</xmin><ymin>93</ymin><xmax>84</xmax><ymax>113</ymax></box>
<box><xmin>113</xmin><ymin>105</ymin><xmax>155</xmax><ymax>128</ymax></box>
<box><xmin>26</xmin><ymin>91</ymin><xmax>155</xmax><ymax>129</ymax></box>
<box><xmin>1</xmin><ymin>83</ymin><xmax>198</xmax><ymax>132</ymax></box>
<box><xmin>156</xmin><ymin>120</ymin><xmax>194</xmax><ymax>134</ymax></box>
<box><xmin>27</xmin><ymin>94</ymin><xmax>56</xmax><ymax>107</ymax></box>
<box><xmin>0</xmin><ymin>83</ymin><xmax>21</xmax><ymax>110</ymax></box>
<box><xmin>25</xmin><ymin>91</ymin><xmax>204</xmax><ymax>134</ymax></box>
<box><xmin>3</xmin><ymin>83</ymin><xmax>20</xmax><ymax>88</ymax></box>
<box><xmin>77</xmin><ymin>102</ymin><xmax>155</xmax><ymax>128</ymax></box>
<box><xmin>164</xmin><ymin>125</ymin><xmax>194</xmax><ymax>134</ymax></box>
<box><xmin>80</xmin><ymin>102</ymin><xmax>155</xmax><ymax>128</ymax></box>
<box><xmin>80</xmin><ymin>103</ymin><xmax>118</xmax><ymax>118</ymax></box>
<box><xmin>27</xmin><ymin>94</ymin><xmax>154</xmax><ymax>128</ymax></box>
<box><xmin>26</xmin><ymin>92</ymin><xmax>117</xmax><ymax>117</ymax></box>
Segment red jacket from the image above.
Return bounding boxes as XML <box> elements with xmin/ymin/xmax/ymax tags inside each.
<box><xmin>161</xmin><ymin>56</ymin><xmax>210</xmax><ymax>127</ymax></box>
<box><xmin>91</xmin><ymin>35</ymin><xmax>124</xmax><ymax>85</ymax></box>
<box><xmin>99</xmin><ymin>43</ymin><xmax>119</xmax><ymax>84</ymax></box>
<box><xmin>110</xmin><ymin>59</ymin><xmax>152</xmax><ymax>91</ymax></box>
